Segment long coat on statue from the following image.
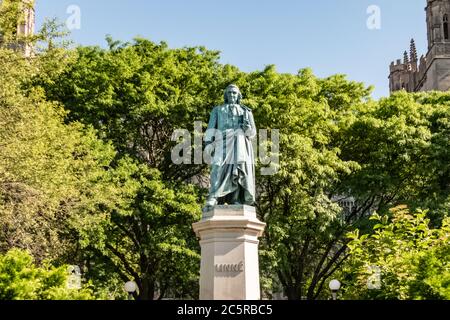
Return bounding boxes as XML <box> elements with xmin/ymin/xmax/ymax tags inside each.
<box><xmin>205</xmin><ymin>103</ymin><xmax>256</xmax><ymax>205</ymax></box>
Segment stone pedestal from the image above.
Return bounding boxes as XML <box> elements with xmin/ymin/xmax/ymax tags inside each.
<box><xmin>192</xmin><ymin>205</ymin><xmax>266</xmax><ymax>300</ymax></box>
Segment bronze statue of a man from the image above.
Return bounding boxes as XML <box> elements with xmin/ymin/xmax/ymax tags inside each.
<box><xmin>204</xmin><ymin>85</ymin><xmax>256</xmax><ymax>210</ymax></box>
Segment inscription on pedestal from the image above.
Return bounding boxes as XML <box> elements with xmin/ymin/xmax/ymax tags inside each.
<box><xmin>215</xmin><ymin>262</ymin><xmax>244</xmax><ymax>273</ymax></box>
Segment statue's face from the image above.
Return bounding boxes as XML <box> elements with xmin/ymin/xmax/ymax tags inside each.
<box><xmin>227</xmin><ymin>87</ymin><xmax>240</xmax><ymax>104</ymax></box>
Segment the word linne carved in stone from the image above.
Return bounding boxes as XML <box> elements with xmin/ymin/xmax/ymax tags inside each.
<box><xmin>215</xmin><ymin>262</ymin><xmax>244</xmax><ymax>273</ymax></box>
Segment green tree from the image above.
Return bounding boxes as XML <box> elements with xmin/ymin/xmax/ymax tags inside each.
<box><xmin>337</xmin><ymin>91</ymin><xmax>450</xmax><ymax>224</ymax></box>
<box><xmin>0</xmin><ymin>48</ymin><xmax>119</xmax><ymax>264</ymax></box>
<box><xmin>0</xmin><ymin>249</ymin><xmax>95</xmax><ymax>300</ymax></box>
<box><xmin>337</xmin><ymin>92</ymin><xmax>431</xmax><ymax>216</ymax></box>
<box><xmin>343</xmin><ymin>206</ymin><xmax>450</xmax><ymax>300</ymax></box>
<box><xmin>75</xmin><ymin>158</ymin><xmax>202</xmax><ymax>300</ymax></box>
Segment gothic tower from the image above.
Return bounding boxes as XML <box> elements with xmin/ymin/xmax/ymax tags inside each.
<box><xmin>0</xmin><ymin>0</ymin><xmax>35</xmax><ymax>56</ymax></box>
<box><xmin>426</xmin><ymin>0</ymin><xmax>450</xmax><ymax>49</ymax></box>
<box><xmin>389</xmin><ymin>0</ymin><xmax>450</xmax><ymax>93</ymax></box>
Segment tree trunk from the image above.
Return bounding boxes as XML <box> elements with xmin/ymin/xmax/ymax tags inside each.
<box><xmin>286</xmin><ymin>285</ymin><xmax>300</xmax><ymax>300</ymax></box>
<box><xmin>138</xmin><ymin>278</ymin><xmax>155</xmax><ymax>300</ymax></box>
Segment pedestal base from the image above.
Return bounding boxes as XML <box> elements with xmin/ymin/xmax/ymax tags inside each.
<box><xmin>192</xmin><ymin>205</ymin><xmax>266</xmax><ymax>300</ymax></box>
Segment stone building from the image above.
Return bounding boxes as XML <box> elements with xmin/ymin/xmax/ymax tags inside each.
<box><xmin>389</xmin><ymin>0</ymin><xmax>450</xmax><ymax>93</ymax></box>
<box><xmin>0</xmin><ymin>0</ymin><xmax>35</xmax><ymax>56</ymax></box>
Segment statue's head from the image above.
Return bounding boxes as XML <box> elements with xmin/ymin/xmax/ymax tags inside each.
<box><xmin>224</xmin><ymin>84</ymin><xmax>242</xmax><ymax>104</ymax></box>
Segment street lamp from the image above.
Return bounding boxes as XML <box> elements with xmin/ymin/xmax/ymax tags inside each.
<box><xmin>329</xmin><ymin>279</ymin><xmax>341</xmax><ymax>300</ymax></box>
<box><xmin>124</xmin><ymin>281</ymin><xmax>137</xmax><ymax>300</ymax></box>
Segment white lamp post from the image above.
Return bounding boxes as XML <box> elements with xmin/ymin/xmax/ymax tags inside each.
<box><xmin>124</xmin><ymin>281</ymin><xmax>137</xmax><ymax>300</ymax></box>
<box><xmin>329</xmin><ymin>279</ymin><xmax>341</xmax><ymax>300</ymax></box>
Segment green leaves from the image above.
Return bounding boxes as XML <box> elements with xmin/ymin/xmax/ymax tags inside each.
<box><xmin>0</xmin><ymin>249</ymin><xmax>96</xmax><ymax>300</ymax></box>
<box><xmin>0</xmin><ymin>49</ymin><xmax>120</xmax><ymax>263</ymax></box>
<box><xmin>344</xmin><ymin>206</ymin><xmax>450</xmax><ymax>300</ymax></box>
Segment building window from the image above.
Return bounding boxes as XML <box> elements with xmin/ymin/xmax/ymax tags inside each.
<box><xmin>444</xmin><ymin>14</ymin><xmax>449</xmax><ymax>40</ymax></box>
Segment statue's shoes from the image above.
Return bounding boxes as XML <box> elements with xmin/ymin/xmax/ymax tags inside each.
<box><xmin>202</xmin><ymin>198</ymin><xmax>220</xmax><ymax>214</ymax></box>
<box><xmin>205</xmin><ymin>198</ymin><xmax>218</xmax><ymax>207</ymax></box>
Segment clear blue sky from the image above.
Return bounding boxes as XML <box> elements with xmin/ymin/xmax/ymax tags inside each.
<box><xmin>35</xmin><ymin>0</ymin><xmax>427</xmax><ymax>99</ymax></box>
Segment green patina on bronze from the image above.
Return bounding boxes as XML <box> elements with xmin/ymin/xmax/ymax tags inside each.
<box><xmin>203</xmin><ymin>85</ymin><xmax>257</xmax><ymax>211</ymax></box>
